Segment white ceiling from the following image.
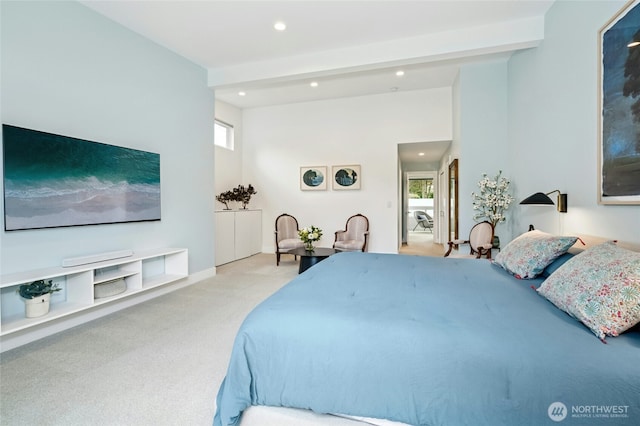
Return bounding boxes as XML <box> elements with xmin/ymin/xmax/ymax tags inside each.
<box><xmin>81</xmin><ymin>0</ymin><xmax>554</xmax><ymax>108</ymax></box>
<box><xmin>398</xmin><ymin>140</ymin><xmax>452</xmax><ymax>167</ymax></box>
<box><xmin>80</xmin><ymin>0</ymin><xmax>554</xmax><ymax>163</ymax></box>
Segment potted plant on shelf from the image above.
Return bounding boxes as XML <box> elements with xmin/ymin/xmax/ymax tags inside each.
<box><xmin>471</xmin><ymin>170</ymin><xmax>514</xmax><ymax>248</ymax></box>
<box><xmin>216</xmin><ymin>191</ymin><xmax>235</xmax><ymax>210</ymax></box>
<box><xmin>18</xmin><ymin>279</ymin><xmax>61</xmax><ymax>318</ymax></box>
<box><xmin>235</xmin><ymin>184</ymin><xmax>257</xmax><ymax>209</ymax></box>
<box><xmin>216</xmin><ymin>184</ymin><xmax>258</xmax><ymax>210</ymax></box>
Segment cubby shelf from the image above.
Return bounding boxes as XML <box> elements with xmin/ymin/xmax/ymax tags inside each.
<box><xmin>94</xmin><ymin>269</ymin><xmax>138</xmax><ymax>285</ymax></box>
<box><xmin>0</xmin><ymin>248</ymin><xmax>188</xmax><ymax>337</ymax></box>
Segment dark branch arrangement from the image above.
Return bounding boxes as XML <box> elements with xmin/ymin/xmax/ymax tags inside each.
<box><xmin>216</xmin><ymin>184</ymin><xmax>257</xmax><ymax>209</ymax></box>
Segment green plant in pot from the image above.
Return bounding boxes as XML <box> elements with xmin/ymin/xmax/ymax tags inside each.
<box><xmin>18</xmin><ymin>279</ymin><xmax>61</xmax><ymax>318</ymax></box>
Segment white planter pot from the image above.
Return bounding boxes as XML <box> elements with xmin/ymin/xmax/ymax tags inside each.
<box><xmin>24</xmin><ymin>293</ymin><xmax>51</xmax><ymax>318</ymax></box>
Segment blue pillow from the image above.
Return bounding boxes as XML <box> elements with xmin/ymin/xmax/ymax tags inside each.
<box><xmin>542</xmin><ymin>252</ymin><xmax>574</xmax><ymax>278</ymax></box>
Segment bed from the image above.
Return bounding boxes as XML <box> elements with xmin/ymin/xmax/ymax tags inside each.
<box><xmin>214</xmin><ymin>238</ymin><xmax>640</xmax><ymax>426</ymax></box>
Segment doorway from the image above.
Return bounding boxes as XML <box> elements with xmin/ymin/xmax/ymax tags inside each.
<box><xmin>397</xmin><ymin>140</ymin><xmax>451</xmax><ymax>256</ymax></box>
<box><xmin>400</xmin><ymin>171</ymin><xmax>444</xmax><ymax>256</ymax></box>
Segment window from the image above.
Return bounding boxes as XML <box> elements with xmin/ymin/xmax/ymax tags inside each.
<box><xmin>409</xmin><ymin>178</ymin><xmax>434</xmax><ymax>199</ymax></box>
<box><xmin>214</xmin><ymin>119</ymin><xmax>234</xmax><ymax>150</ymax></box>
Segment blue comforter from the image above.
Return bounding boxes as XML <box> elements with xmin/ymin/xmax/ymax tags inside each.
<box><xmin>214</xmin><ymin>252</ymin><xmax>640</xmax><ymax>426</ymax></box>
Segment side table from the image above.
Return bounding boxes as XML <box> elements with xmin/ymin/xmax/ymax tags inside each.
<box><xmin>288</xmin><ymin>247</ymin><xmax>340</xmax><ymax>274</ymax></box>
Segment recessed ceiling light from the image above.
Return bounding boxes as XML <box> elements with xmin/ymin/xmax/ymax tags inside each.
<box><xmin>238</xmin><ymin>91</ymin><xmax>246</xmax><ymax>96</ymax></box>
<box><xmin>396</xmin><ymin>70</ymin><xmax>405</xmax><ymax>77</ymax></box>
<box><xmin>274</xmin><ymin>21</ymin><xmax>286</xmax><ymax>31</ymax></box>
<box><xmin>310</xmin><ymin>81</ymin><xmax>318</xmax><ymax>88</ymax></box>
<box><xmin>418</xmin><ymin>152</ymin><xmax>425</xmax><ymax>156</ymax></box>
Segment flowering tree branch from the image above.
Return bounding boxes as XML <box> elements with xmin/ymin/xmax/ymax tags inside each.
<box><xmin>471</xmin><ymin>171</ymin><xmax>514</xmax><ymax>228</ymax></box>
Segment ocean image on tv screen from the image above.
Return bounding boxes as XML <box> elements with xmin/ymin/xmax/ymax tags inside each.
<box><xmin>3</xmin><ymin>125</ymin><xmax>161</xmax><ymax>231</ymax></box>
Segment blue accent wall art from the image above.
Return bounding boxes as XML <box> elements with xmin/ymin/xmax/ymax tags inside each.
<box><xmin>599</xmin><ymin>0</ymin><xmax>640</xmax><ymax>204</ymax></box>
<box><xmin>332</xmin><ymin>165</ymin><xmax>361</xmax><ymax>190</ymax></box>
<box><xmin>300</xmin><ymin>166</ymin><xmax>327</xmax><ymax>191</ymax></box>
<box><xmin>2</xmin><ymin>125</ymin><xmax>161</xmax><ymax>231</ymax></box>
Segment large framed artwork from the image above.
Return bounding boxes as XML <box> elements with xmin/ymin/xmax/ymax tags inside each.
<box><xmin>598</xmin><ymin>0</ymin><xmax>640</xmax><ymax>204</ymax></box>
<box><xmin>2</xmin><ymin>125</ymin><xmax>161</xmax><ymax>231</ymax></box>
<box><xmin>332</xmin><ymin>165</ymin><xmax>361</xmax><ymax>190</ymax></box>
<box><xmin>300</xmin><ymin>166</ymin><xmax>327</xmax><ymax>191</ymax></box>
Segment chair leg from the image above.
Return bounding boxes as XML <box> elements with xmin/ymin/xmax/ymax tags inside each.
<box><xmin>444</xmin><ymin>242</ymin><xmax>454</xmax><ymax>257</ymax></box>
<box><xmin>276</xmin><ymin>252</ymin><xmax>280</xmax><ymax>266</ymax></box>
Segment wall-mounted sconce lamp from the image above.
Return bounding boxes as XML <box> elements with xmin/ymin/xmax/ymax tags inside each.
<box><xmin>520</xmin><ymin>190</ymin><xmax>568</xmax><ymax>213</ymax></box>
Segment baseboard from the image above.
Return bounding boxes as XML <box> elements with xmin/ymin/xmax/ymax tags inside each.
<box><xmin>190</xmin><ymin>266</ymin><xmax>216</xmax><ymax>281</ymax></box>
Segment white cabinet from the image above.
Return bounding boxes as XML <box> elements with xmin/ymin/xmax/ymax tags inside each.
<box><xmin>0</xmin><ymin>248</ymin><xmax>188</xmax><ymax>339</ymax></box>
<box><xmin>215</xmin><ymin>212</ymin><xmax>236</xmax><ymax>266</ymax></box>
<box><xmin>235</xmin><ymin>210</ymin><xmax>262</xmax><ymax>259</ymax></box>
<box><xmin>215</xmin><ymin>209</ymin><xmax>262</xmax><ymax>266</ymax></box>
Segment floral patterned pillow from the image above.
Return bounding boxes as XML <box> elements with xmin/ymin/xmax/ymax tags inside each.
<box><xmin>537</xmin><ymin>242</ymin><xmax>640</xmax><ymax>341</ymax></box>
<box><xmin>493</xmin><ymin>230</ymin><xmax>577</xmax><ymax>279</ymax></box>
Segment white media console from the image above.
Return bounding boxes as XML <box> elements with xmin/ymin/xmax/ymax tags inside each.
<box><xmin>0</xmin><ymin>248</ymin><xmax>188</xmax><ymax>351</ymax></box>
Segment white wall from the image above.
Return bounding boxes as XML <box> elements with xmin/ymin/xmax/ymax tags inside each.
<box><xmin>214</xmin><ymin>100</ymin><xmax>244</xmax><ymax>200</ymax></box>
<box><xmin>242</xmin><ymin>88</ymin><xmax>452</xmax><ymax>253</ymax></box>
<box><xmin>0</xmin><ymin>1</ymin><xmax>216</xmax><ymax>275</ymax></box>
<box><xmin>508</xmin><ymin>0</ymin><xmax>640</xmax><ymax>245</ymax></box>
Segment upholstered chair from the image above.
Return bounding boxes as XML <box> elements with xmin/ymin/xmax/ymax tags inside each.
<box><xmin>444</xmin><ymin>221</ymin><xmax>494</xmax><ymax>259</ymax></box>
<box><xmin>412</xmin><ymin>210</ymin><xmax>433</xmax><ymax>232</ymax></box>
<box><xmin>333</xmin><ymin>214</ymin><xmax>369</xmax><ymax>252</ymax></box>
<box><xmin>275</xmin><ymin>213</ymin><xmax>305</xmax><ymax>265</ymax></box>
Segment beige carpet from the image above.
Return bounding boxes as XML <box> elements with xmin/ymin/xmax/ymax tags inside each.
<box><xmin>0</xmin><ymin>254</ymin><xmax>299</xmax><ymax>426</ymax></box>
<box><xmin>399</xmin><ymin>231</ymin><xmax>446</xmax><ymax>257</ymax></box>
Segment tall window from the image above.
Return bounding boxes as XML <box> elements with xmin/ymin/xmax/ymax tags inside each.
<box><xmin>214</xmin><ymin>119</ymin><xmax>234</xmax><ymax>150</ymax></box>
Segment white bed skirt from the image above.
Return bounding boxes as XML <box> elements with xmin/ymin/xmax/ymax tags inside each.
<box><xmin>240</xmin><ymin>405</ymin><xmax>410</xmax><ymax>426</ymax></box>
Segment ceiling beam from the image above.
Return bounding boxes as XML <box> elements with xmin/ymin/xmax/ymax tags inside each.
<box><xmin>207</xmin><ymin>16</ymin><xmax>544</xmax><ymax>89</ymax></box>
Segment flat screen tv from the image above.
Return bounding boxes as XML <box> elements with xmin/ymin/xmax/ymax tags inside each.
<box><xmin>2</xmin><ymin>124</ymin><xmax>161</xmax><ymax>231</ymax></box>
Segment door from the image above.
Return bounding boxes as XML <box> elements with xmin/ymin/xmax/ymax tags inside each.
<box><xmin>406</xmin><ymin>172</ymin><xmax>436</xmax><ymax>237</ymax></box>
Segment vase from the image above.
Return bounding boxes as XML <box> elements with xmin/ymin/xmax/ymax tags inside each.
<box><xmin>304</xmin><ymin>241</ymin><xmax>315</xmax><ymax>251</ymax></box>
<box><xmin>24</xmin><ymin>293</ymin><xmax>51</xmax><ymax>318</ymax></box>
<box><xmin>492</xmin><ymin>235</ymin><xmax>500</xmax><ymax>249</ymax></box>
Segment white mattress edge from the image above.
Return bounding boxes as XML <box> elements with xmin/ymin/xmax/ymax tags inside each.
<box><xmin>239</xmin><ymin>405</ymin><xmax>410</xmax><ymax>426</ymax></box>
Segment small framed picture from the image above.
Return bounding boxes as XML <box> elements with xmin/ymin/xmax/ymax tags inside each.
<box><xmin>332</xmin><ymin>165</ymin><xmax>361</xmax><ymax>190</ymax></box>
<box><xmin>300</xmin><ymin>166</ymin><xmax>327</xmax><ymax>191</ymax></box>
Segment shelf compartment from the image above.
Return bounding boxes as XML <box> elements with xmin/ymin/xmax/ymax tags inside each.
<box><xmin>93</xmin><ymin>269</ymin><xmax>139</xmax><ymax>285</ymax></box>
<box><xmin>0</xmin><ymin>248</ymin><xmax>188</xmax><ymax>341</ymax></box>
<box><xmin>91</xmin><ymin>286</ymin><xmax>145</xmax><ymax>306</ymax></box>
<box><xmin>1</xmin><ymin>301</ymin><xmax>87</xmax><ymax>335</ymax></box>
<box><xmin>141</xmin><ymin>251</ymin><xmax>188</xmax><ymax>289</ymax></box>
<box><xmin>143</xmin><ymin>274</ymin><xmax>188</xmax><ymax>289</ymax></box>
